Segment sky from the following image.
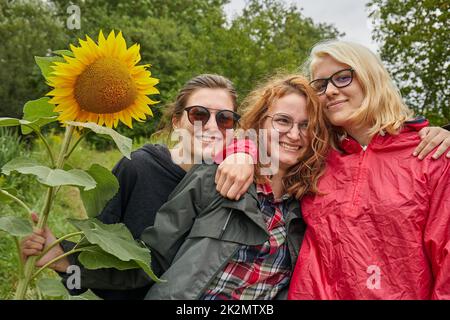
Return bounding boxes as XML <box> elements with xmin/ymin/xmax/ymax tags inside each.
<box><xmin>224</xmin><ymin>0</ymin><xmax>378</xmax><ymax>52</ymax></box>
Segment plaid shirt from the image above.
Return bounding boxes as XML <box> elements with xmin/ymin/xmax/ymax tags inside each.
<box><xmin>201</xmin><ymin>183</ymin><xmax>292</xmax><ymax>300</ymax></box>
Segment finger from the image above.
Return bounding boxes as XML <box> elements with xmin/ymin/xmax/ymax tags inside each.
<box><xmin>413</xmin><ymin>134</ymin><xmax>432</xmax><ymax>156</ymax></box>
<box><xmin>417</xmin><ymin>127</ymin><xmax>430</xmax><ymax>139</ymax></box>
<box><xmin>215</xmin><ymin>169</ymin><xmax>229</xmax><ymax>193</ymax></box>
<box><xmin>431</xmin><ymin>140</ymin><xmax>450</xmax><ymax>160</ymax></box>
<box><xmin>24</xmin><ymin>240</ymin><xmax>44</xmax><ymax>251</ymax></box>
<box><xmin>218</xmin><ymin>176</ymin><xmax>235</xmax><ymax>198</ymax></box>
<box><xmin>226</xmin><ymin>184</ymin><xmax>241</xmax><ymax>200</ymax></box>
<box><xmin>235</xmin><ymin>176</ymin><xmax>254</xmax><ymax>200</ymax></box>
<box><xmin>418</xmin><ymin>136</ymin><xmax>441</xmax><ymax>160</ymax></box>
<box><xmin>22</xmin><ymin>249</ymin><xmax>41</xmax><ymax>257</ymax></box>
<box><xmin>28</xmin><ymin>234</ymin><xmax>46</xmax><ymax>245</ymax></box>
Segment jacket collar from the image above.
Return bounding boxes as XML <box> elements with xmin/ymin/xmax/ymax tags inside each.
<box><xmin>339</xmin><ymin>118</ymin><xmax>429</xmax><ymax>154</ymax></box>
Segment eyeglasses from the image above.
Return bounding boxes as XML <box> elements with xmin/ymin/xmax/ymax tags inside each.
<box><xmin>184</xmin><ymin>105</ymin><xmax>240</xmax><ymax>130</ymax></box>
<box><xmin>265</xmin><ymin>113</ymin><xmax>308</xmax><ymax>135</ymax></box>
<box><xmin>309</xmin><ymin>68</ymin><xmax>354</xmax><ymax>95</ymax></box>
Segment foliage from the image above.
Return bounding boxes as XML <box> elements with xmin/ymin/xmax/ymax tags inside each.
<box><xmin>368</xmin><ymin>0</ymin><xmax>449</xmax><ymax>126</ymax></box>
<box><xmin>1</xmin><ymin>0</ymin><xmax>340</xmax><ymax>142</ymax></box>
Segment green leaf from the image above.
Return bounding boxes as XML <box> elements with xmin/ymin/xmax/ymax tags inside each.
<box><xmin>79</xmin><ymin>164</ymin><xmax>119</xmax><ymax>218</ymax></box>
<box><xmin>0</xmin><ymin>118</ymin><xmax>21</xmax><ymax>127</ymax></box>
<box><xmin>37</xmin><ymin>278</ymin><xmax>102</xmax><ymax>300</ymax></box>
<box><xmin>52</xmin><ymin>50</ymin><xmax>74</xmax><ymax>58</ymax></box>
<box><xmin>78</xmin><ymin>245</ymin><xmax>141</xmax><ymax>270</ymax></box>
<box><xmin>37</xmin><ymin>278</ymin><xmax>68</xmax><ymax>298</ymax></box>
<box><xmin>0</xmin><ymin>216</ymin><xmax>32</xmax><ymax>237</ymax></box>
<box><xmin>69</xmin><ymin>218</ymin><xmax>160</xmax><ymax>282</ymax></box>
<box><xmin>21</xmin><ymin>97</ymin><xmax>58</xmax><ymax>135</ymax></box>
<box><xmin>2</xmin><ymin>158</ymin><xmax>96</xmax><ymax>190</ymax></box>
<box><xmin>66</xmin><ymin>121</ymin><xmax>132</xmax><ymax>159</ymax></box>
<box><xmin>69</xmin><ymin>290</ymin><xmax>102</xmax><ymax>300</ymax></box>
<box><xmin>34</xmin><ymin>55</ymin><xmax>65</xmax><ymax>81</ymax></box>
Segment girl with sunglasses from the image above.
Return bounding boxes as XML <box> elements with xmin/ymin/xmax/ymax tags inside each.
<box><xmin>20</xmin><ymin>73</ymin><xmax>242</xmax><ymax>300</ymax></box>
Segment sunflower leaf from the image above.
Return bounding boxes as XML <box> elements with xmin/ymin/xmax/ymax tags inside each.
<box><xmin>52</xmin><ymin>50</ymin><xmax>75</xmax><ymax>58</ymax></box>
<box><xmin>68</xmin><ymin>218</ymin><xmax>161</xmax><ymax>282</ymax></box>
<box><xmin>21</xmin><ymin>97</ymin><xmax>58</xmax><ymax>135</ymax></box>
<box><xmin>66</xmin><ymin>121</ymin><xmax>132</xmax><ymax>159</ymax></box>
<box><xmin>0</xmin><ymin>216</ymin><xmax>33</xmax><ymax>237</ymax></box>
<box><xmin>37</xmin><ymin>278</ymin><xmax>102</xmax><ymax>300</ymax></box>
<box><xmin>78</xmin><ymin>245</ymin><xmax>141</xmax><ymax>271</ymax></box>
<box><xmin>0</xmin><ymin>118</ymin><xmax>21</xmax><ymax>127</ymax></box>
<box><xmin>2</xmin><ymin>158</ymin><xmax>96</xmax><ymax>190</ymax></box>
<box><xmin>35</xmin><ymin>55</ymin><xmax>65</xmax><ymax>81</ymax></box>
<box><xmin>79</xmin><ymin>164</ymin><xmax>119</xmax><ymax>218</ymax></box>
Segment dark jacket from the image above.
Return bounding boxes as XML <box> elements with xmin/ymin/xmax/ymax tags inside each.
<box><xmin>60</xmin><ymin>144</ymin><xmax>185</xmax><ymax>299</ymax></box>
<box><xmin>143</xmin><ymin>164</ymin><xmax>306</xmax><ymax>299</ymax></box>
<box><xmin>67</xmin><ymin>163</ymin><xmax>306</xmax><ymax>300</ymax></box>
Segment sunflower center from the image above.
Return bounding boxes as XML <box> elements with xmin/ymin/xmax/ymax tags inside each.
<box><xmin>74</xmin><ymin>57</ymin><xmax>137</xmax><ymax>114</ymax></box>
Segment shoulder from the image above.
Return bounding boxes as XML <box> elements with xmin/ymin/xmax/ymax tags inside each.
<box><xmin>178</xmin><ymin>163</ymin><xmax>218</xmax><ymax>187</ymax></box>
<box><xmin>114</xmin><ymin>144</ymin><xmax>171</xmax><ymax>172</ymax></box>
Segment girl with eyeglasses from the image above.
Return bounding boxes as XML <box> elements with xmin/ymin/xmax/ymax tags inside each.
<box><xmin>286</xmin><ymin>40</ymin><xmax>450</xmax><ymax>300</ymax></box>
<box><xmin>216</xmin><ymin>41</ymin><xmax>450</xmax><ymax>300</ymax></box>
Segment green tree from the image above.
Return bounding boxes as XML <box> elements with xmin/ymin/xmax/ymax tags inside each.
<box><xmin>1</xmin><ymin>0</ymin><xmax>340</xmax><ymax>141</ymax></box>
<box><xmin>368</xmin><ymin>0</ymin><xmax>449</xmax><ymax>125</ymax></box>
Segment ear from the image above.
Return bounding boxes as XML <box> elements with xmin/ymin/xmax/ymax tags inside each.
<box><xmin>172</xmin><ymin>116</ymin><xmax>179</xmax><ymax>129</ymax></box>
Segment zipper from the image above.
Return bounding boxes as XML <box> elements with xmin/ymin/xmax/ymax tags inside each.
<box><xmin>219</xmin><ymin>209</ymin><xmax>233</xmax><ymax>239</ymax></box>
<box><xmin>349</xmin><ymin>148</ymin><xmax>367</xmax><ymax>213</ymax></box>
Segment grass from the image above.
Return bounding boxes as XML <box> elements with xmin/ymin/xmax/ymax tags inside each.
<box><xmin>0</xmin><ymin>129</ymin><xmax>130</xmax><ymax>299</ymax></box>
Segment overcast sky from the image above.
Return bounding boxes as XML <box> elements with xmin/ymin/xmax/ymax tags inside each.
<box><xmin>224</xmin><ymin>0</ymin><xmax>378</xmax><ymax>52</ymax></box>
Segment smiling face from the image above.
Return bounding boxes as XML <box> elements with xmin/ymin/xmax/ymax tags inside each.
<box><xmin>174</xmin><ymin>88</ymin><xmax>235</xmax><ymax>161</ymax></box>
<box><xmin>262</xmin><ymin>93</ymin><xmax>308</xmax><ymax>173</ymax></box>
<box><xmin>312</xmin><ymin>55</ymin><xmax>365</xmax><ymax>130</ymax></box>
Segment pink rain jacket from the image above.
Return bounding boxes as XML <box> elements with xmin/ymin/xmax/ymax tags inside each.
<box><xmin>288</xmin><ymin>122</ymin><xmax>450</xmax><ymax>299</ymax></box>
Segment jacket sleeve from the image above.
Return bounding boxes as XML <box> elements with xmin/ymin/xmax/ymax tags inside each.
<box><xmin>424</xmin><ymin>160</ymin><xmax>450</xmax><ymax>299</ymax></box>
<box><xmin>59</xmin><ymin>165</ymin><xmax>210</xmax><ymax>292</ymax></box>
<box><xmin>140</xmin><ymin>165</ymin><xmax>212</xmax><ymax>270</ymax></box>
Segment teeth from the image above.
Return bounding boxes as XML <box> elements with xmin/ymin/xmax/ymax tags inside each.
<box><xmin>280</xmin><ymin>142</ymin><xmax>300</xmax><ymax>151</ymax></box>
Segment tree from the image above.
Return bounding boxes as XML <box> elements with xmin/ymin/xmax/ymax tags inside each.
<box><xmin>1</xmin><ymin>0</ymin><xmax>340</xmax><ymax>141</ymax></box>
<box><xmin>368</xmin><ymin>0</ymin><xmax>449</xmax><ymax>125</ymax></box>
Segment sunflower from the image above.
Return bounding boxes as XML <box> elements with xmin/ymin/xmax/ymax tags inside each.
<box><xmin>47</xmin><ymin>30</ymin><xmax>159</xmax><ymax>128</ymax></box>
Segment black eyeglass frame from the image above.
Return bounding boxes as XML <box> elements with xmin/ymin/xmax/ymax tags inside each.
<box><xmin>184</xmin><ymin>105</ymin><xmax>241</xmax><ymax>130</ymax></box>
<box><xmin>309</xmin><ymin>68</ymin><xmax>355</xmax><ymax>95</ymax></box>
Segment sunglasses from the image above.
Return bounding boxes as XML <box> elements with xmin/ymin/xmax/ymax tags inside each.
<box><xmin>184</xmin><ymin>106</ymin><xmax>240</xmax><ymax>130</ymax></box>
<box><xmin>309</xmin><ymin>68</ymin><xmax>354</xmax><ymax>95</ymax></box>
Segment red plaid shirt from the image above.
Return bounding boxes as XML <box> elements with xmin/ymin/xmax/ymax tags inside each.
<box><xmin>201</xmin><ymin>183</ymin><xmax>292</xmax><ymax>300</ymax></box>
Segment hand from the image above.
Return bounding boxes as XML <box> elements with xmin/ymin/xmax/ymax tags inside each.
<box><xmin>20</xmin><ymin>213</ymin><xmax>69</xmax><ymax>272</ymax></box>
<box><xmin>215</xmin><ymin>153</ymin><xmax>255</xmax><ymax>200</ymax></box>
<box><xmin>414</xmin><ymin>127</ymin><xmax>450</xmax><ymax>160</ymax></box>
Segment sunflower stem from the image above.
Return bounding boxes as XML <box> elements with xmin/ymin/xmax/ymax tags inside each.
<box><xmin>14</xmin><ymin>125</ymin><xmax>74</xmax><ymax>300</ymax></box>
<box><xmin>0</xmin><ymin>189</ymin><xmax>32</xmax><ymax>215</ymax></box>
<box><xmin>64</xmin><ymin>130</ymin><xmax>87</xmax><ymax>161</ymax></box>
<box><xmin>22</xmin><ymin>124</ymin><xmax>56</xmax><ymax>168</ymax></box>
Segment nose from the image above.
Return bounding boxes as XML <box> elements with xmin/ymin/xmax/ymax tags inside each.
<box><xmin>324</xmin><ymin>81</ymin><xmax>339</xmax><ymax>97</ymax></box>
<box><xmin>286</xmin><ymin>124</ymin><xmax>302</xmax><ymax>141</ymax></box>
<box><xmin>203</xmin><ymin>111</ymin><xmax>220</xmax><ymax>132</ymax></box>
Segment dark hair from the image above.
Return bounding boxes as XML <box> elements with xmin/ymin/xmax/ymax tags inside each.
<box><xmin>152</xmin><ymin>74</ymin><xmax>238</xmax><ymax>143</ymax></box>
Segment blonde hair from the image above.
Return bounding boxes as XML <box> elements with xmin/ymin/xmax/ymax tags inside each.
<box><xmin>240</xmin><ymin>74</ymin><xmax>330</xmax><ymax>199</ymax></box>
<box><xmin>304</xmin><ymin>40</ymin><xmax>414</xmax><ymax>138</ymax></box>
